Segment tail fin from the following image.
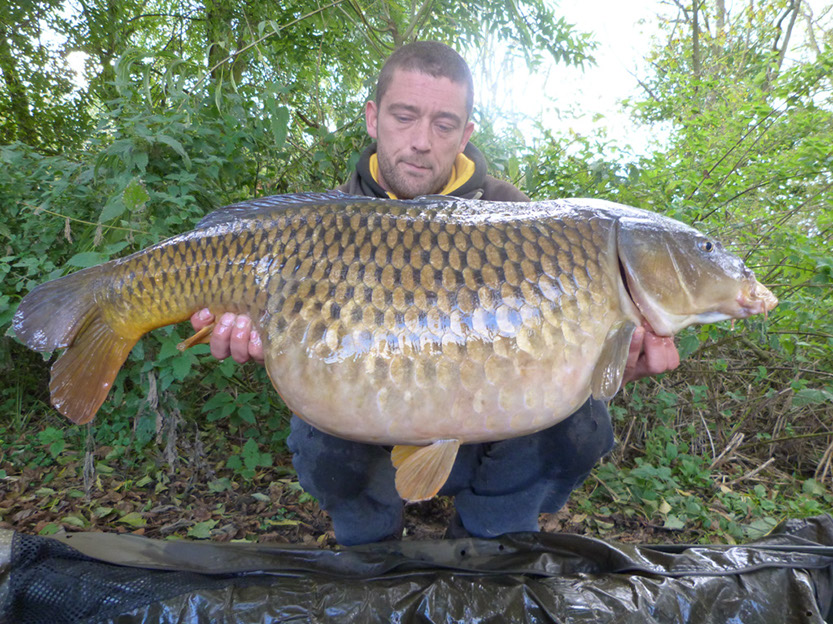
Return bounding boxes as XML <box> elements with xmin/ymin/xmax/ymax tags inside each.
<box><xmin>13</xmin><ymin>265</ymin><xmax>104</xmax><ymax>352</ymax></box>
<box><xmin>50</xmin><ymin>312</ymin><xmax>137</xmax><ymax>424</ymax></box>
<box><xmin>13</xmin><ymin>267</ymin><xmax>138</xmax><ymax>424</ymax></box>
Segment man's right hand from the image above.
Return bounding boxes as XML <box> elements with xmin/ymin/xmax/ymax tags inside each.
<box><xmin>190</xmin><ymin>309</ymin><xmax>265</xmax><ymax>364</ymax></box>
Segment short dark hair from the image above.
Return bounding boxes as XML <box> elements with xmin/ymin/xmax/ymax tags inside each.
<box><xmin>375</xmin><ymin>41</ymin><xmax>474</xmax><ymax>117</ymax></box>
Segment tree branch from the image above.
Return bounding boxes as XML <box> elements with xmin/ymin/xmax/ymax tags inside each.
<box><xmin>772</xmin><ymin>0</ymin><xmax>801</xmax><ymax>81</ymax></box>
<box><xmin>188</xmin><ymin>0</ymin><xmax>350</xmax><ymax>103</ymax></box>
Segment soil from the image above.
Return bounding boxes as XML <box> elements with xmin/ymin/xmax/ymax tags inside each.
<box><xmin>0</xmin><ymin>451</ymin><xmax>687</xmax><ymax>547</ymax></box>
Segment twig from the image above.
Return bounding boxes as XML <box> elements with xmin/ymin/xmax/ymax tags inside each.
<box><xmin>24</xmin><ymin>202</ymin><xmax>149</xmax><ymax>234</ymax></box>
<box><xmin>710</xmin><ymin>432</ymin><xmax>745</xmax><ymax>471</ymax></box>
<box><xmin>699</xmin><ymin>410</ymin><xmax>717</xmax><ymax>459</ymax></box>
<box><xmin>728</xmin><ymin>457</ymin><xmax>775</xmax><ymax>485</ymax></box>
<box><xmin>743</xmin><ymin>430</ymin><xmax>833</xmax><ymax>451</ymax></box>
<box><xmin>590</xmin><ymin>472</ymin><xmax>622</xmax><ymax>503</ymax></box>
<box><xmin>815</xmin><ymin>439</ymin><xmax>833</xmax><ymax>483</ymax></box>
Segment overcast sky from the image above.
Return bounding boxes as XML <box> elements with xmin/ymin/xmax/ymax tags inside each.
<box><xmin>543</xmin><ymin>0</ymin><xmax>662</xmax><ymax>147</ymax></box>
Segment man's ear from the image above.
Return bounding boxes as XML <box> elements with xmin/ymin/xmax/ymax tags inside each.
<box><xmin>459</xmin><ymin>120</ymin><xmax>475</xmax><ymax>152</ymax></box>
<box><xmin>365</xmin><ymin>100</ymin><xmax>379</xmax><ymax>139</ymax></box>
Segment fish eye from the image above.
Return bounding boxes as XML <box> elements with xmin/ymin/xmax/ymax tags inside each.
<box><xmin>698</xmin><ymin>240</ymin><xmax>715</xmax><ymax>253</ymax></box>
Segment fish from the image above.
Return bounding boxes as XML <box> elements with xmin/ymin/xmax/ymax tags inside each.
<box><xmin>13</xmin><ymin>191</ymin><xmax>778</xmax><ymax>502</ymax></box>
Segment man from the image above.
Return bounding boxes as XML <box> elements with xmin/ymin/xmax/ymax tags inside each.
<box><xmin>192</xmin><ymin>41</ymin><xmax>680</xmax><ymax>545</ymax></box>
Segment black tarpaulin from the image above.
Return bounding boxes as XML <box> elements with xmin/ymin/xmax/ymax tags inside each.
<box><xmin>2</xmin><ymin>515</ymin><xmax>833</xmax><ymax>623</ymax></box>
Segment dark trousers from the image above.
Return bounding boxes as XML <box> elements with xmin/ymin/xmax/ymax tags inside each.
<box><xmin>287</xmin><ymin>398</ymin><xmax>615</xmax><ymax>545</ymax></box>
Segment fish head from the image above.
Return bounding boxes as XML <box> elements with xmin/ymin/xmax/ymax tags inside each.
<box><xmin>616</xmin><ymin>214</ymin><xmax>778</xmax><ymax>336</ymax></box>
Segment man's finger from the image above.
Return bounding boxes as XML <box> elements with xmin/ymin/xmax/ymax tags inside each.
<box><xmin>642</xmin><ymin>333</ymin><xmax>680</xmax><ymax>376</ymax></box>
<box><xmin>249</xmin><ymin>330</ymin><xmax>265</xmax><ymax>364</ymax></box>
<box><xmin>191</xmin><ymin>308</ymin><xmax>215</xmax><ymax>331</ymax></box>
<box><xmin>229</xmin><ymin>316</ymin><xmax>253</xmax><ymax>363</ymax></box>
<box><xmin>210</xmin><ymin>313</ymin><xmax>235</xmax><ymax>360</ymax></box>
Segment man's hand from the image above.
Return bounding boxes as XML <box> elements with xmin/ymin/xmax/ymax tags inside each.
<box><xmin>622</xmin><ymin>324</ymin><xmax>680</xmax><ymax>385</ymax></box>
<box><xmin>190</xmin><ymin>309</ymin><xmax>265</xmax><ymax>365</ymax></box>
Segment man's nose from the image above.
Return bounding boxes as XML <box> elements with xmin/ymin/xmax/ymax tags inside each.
<box><xmin>409</xmin><ymin>119</ymin><xmax>431</xmax><ymax>152</ymax></box>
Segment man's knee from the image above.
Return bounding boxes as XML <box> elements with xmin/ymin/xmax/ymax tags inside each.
<box><xmin>453</xmin><ymin>398</ymin><xmax>615</xmax><ymax>536</ymax></box>
<box><xmin>287</xmin><ymin>416</ymin><xmax>404</xmax><ymax>544</ymax></box>
<box><xmin>545</xmin><ymin>397</ymin><xmax>614</xmax><ymax>476</ymax></box>
<box><xmin>468</xmin><ymin>398</ymin><xmax>614</xmax><ymax>494</ymax></box>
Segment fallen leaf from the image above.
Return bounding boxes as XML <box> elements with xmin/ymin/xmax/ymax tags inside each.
<box><xmin>118</xmin><ymin>512</ymin><xmax>147</xmax><ymax>528</ymax></box>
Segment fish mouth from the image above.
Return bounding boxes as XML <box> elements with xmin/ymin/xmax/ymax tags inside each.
<box><xmin>734</xmin><ymin>279</ymin><xmax>778</xmax><ymax>318</ymax></box>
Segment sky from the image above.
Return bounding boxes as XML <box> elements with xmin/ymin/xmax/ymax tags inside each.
<box><xmin>526</xmin><ymin>0</ymin><xmax>662</xmax><ymax>144</ymax></box>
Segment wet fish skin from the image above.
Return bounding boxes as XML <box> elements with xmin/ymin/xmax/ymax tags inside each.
<box><xmin>12</xmin><ymin>192</ymin><xmax>777</xmax><ymax>501</ymax></box>
<box><xmin>263</xmin><ymin>198</ymin><xmax>625</xmax><ymax>446</ymax></box>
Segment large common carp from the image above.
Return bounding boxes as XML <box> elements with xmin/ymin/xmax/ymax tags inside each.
<box><xmin>13</xmin><ymin>192</ymin><xmax>777</xmax><ymax>501</ymax></box>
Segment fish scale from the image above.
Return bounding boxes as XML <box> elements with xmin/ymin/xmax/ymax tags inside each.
<box><xmin>13</xmin><ymin>191</ymin><xmax>777</xmax><ymax>501</ymax></box>
<box><xmin>262</xmin><ymin>201</ymin><xmax>616</xmax><ymax>447</ymax></box>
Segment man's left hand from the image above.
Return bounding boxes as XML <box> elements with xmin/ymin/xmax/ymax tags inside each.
<box><xmin>622</xmin><ymin>325</ymin><xmax>680</xmax><ymax>385</ymax></box>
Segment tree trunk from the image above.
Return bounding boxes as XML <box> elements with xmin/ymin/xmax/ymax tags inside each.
<box><xmin>692</xmin><ymin>0</ymin><xmax>702</xmax><ymax>80</ymax></box>
<box><xmin>205</xmin><ymin>0</ymin><xmax>235</xmax><ymax>81</ymax></box>
<box><xmin>715</xmin><ymin>0</ymin><xmax>726</xmax><ymax>37</ymax></box>
<box><xmin>774</xmin><ymin>0</ymin><xmax>801</xmax><ymax>78</ymax></box>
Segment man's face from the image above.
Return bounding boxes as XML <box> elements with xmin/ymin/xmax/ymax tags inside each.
<box><xmin>366</xmin><ymin>69</ymin><xmax>475</xmax><ymax>199</ymax></box>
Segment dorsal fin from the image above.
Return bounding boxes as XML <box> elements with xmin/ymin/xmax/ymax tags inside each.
<box><xmin>414</xmin><ymin>194</ymin><xmax>457</xmax><ymax>203</ymax></box>
<box><xmin>195</xmin><ymin>190</ymin><xmax>369</xmax><ymax>229</ymax></box>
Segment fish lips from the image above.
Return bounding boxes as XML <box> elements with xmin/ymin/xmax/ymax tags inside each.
<box><xmin>735</xmin><ymin>279</ymin><xmax>779</xmax><ymax>318</ymax></box>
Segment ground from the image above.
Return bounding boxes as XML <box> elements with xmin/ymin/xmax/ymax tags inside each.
<box><xmin>0</xmin><ymin>447</ymin><xmax>690</xmax><ymax>547</ymax></box>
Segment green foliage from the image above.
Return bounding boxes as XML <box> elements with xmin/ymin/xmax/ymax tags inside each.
<box><xmin>2</xmin><ymin>0</ymin><xmax>832</xmax><ymax>545</ymax></box>
<box><xmin>226</xmin><ymin>438</ymin><xmax>274</xmax><ymax>480</ymax></box>
<box><xmin>539</xmin><ymin>0</ymin><xmax>833</xmax><ymax>540</ymax></box>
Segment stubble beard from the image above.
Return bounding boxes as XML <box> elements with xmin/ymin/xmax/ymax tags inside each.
<box><xmin>377</xmin><ymin>153</ymin><xmax>450</xmax><ymax>199</ymax></box>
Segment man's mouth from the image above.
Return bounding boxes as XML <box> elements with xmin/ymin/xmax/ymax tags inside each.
<box><xmin>401</xmin><ymin>160</ymin><xmax>431</xmax><ymax>174</ymax></box>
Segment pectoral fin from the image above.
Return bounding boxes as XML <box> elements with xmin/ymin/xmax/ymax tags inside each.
<box><xmin>392</xmin><ymin>439</ymin><xmax>461</xmax><ymax>502</ymax></box>
<box><xmin>591</xmin><ymin>321</ymin><xmax>637</xmax><ymax>400</ymax></box>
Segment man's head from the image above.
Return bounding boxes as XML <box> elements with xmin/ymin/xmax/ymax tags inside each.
<box><xmin>366</xmin><ymin>41</ymin><xmax>475</xmax><ymax>199</ymax></box>
<box><xmin>375</xmin><ymin>41</ymin><xmax>474</xmax><ymax>117</ymax></box>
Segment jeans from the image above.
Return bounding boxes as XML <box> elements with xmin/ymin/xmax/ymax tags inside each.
<box><xmin>286</xmin><ymin>397</ymin><xmax>614</xmax><ymax>545</ymax></box>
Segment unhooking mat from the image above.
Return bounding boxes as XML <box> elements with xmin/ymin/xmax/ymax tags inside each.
<box><xmin>3</xmin><ymin>515</ymin><xmax>833</xmax><ymax>623</ymax></box>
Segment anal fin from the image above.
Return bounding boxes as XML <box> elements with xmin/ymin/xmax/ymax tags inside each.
<box><xmin>392</xmin><ymin>439</ymin><xmax>461</xmax><ymax>503</ymax></box>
